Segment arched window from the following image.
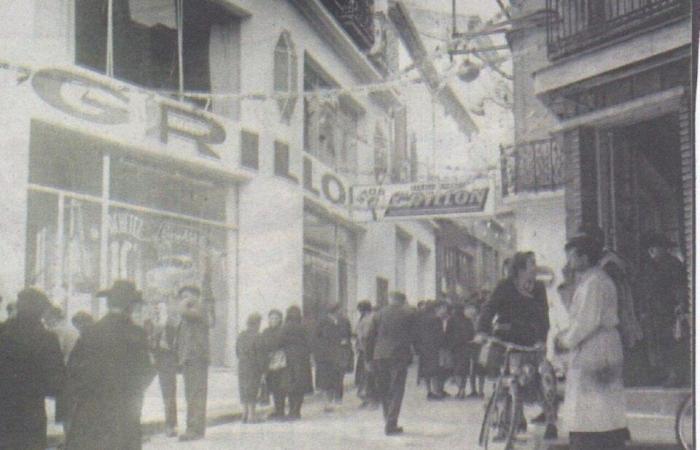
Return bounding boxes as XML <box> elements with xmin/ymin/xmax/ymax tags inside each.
<box><xmin>274</xmin><ymin>31</ymin><xmax>298</xmax><ymax>122</ymax></box>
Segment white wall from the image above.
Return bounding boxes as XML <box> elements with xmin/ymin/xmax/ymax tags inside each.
<box><xmin>512</xmin><ymin>194</ymin><xmax>566</xmax><ymax>300</ymax></box>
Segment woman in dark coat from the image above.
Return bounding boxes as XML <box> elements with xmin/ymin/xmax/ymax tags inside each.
<box><xmin>446</xmin><ymin>302</ymin><xmax>475</xmax><ymax>399</ymax></box>
<box><xmin>280</xmin><ymin>306</ymin><xmax>313</xmax><ymax>420</ymax></box>
<box><xmin>260</xmin><ymin>309</ymin><xmax>288</xmax><ymax>420</ymax></box>
<box><xmin>314</xmin><ymin>303</ymin><xmax>352</xmax><ymax>411</ymax></box>
<box><xmin>236</xmin><ymin>313</ymin><xmax>264</xmax><ymax>423</ymax></box>
<box><xmin>417</xmin><ymin>300</ymin><xmax>448</xmax><ymax>399</ymax></box>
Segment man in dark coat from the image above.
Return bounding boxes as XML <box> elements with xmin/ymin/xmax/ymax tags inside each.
<box><xmin>175</xmin><ymin>285</ymin><xmax>211</xmax><ymax>441</ymax></box>
<box><xmin>640</xmin><ymin>233</ymin><xmax>689</xmax><ymax>387</ymax></box>
<box><xmin>366</xmin><ymin>292</ymin><xmax>417</xmax><ymax>436</ymax></box>
<box><xmin>446</xmin><ymin>302</ymin><xmax>475</xmax><ymax>399</ymax></box>
<box><xmin>416</xmin><ymin>301</ymin><xmax>449</xmax><ymax>400</ymax></box>
<box><xmin>66</xmin><ymin>280</ymin><xmax>155</xmax><ymax>450</ymax></box>
<box><xmin>0</xmin><ymin>288</ymin><xmax>65</xmax><ymax>450</ymax></box>
<box><xmin>314</xmin><ymin>303</ymin><xmax>352</xmax><ymax>411</ymax></box>
<box><xmin>281</xmin><ymin>305</ymin><xmax>313</xmax><ymax>420</ymax></box>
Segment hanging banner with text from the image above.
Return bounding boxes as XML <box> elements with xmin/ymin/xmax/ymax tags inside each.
<box><xmin>351</xmin><ymin>178</ymin><xmax>494</xmax><ymax>222</ymax></box>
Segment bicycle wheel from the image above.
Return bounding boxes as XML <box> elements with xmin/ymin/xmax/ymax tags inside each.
<box><xmin>479</xmin><ymin>382</ymin><xmax>520</xmax><ymax>450</ymax></box>
<box><xmin>676</xmin><ymin>394</ymin><xmax>694</xmax><ymax>450</ymax></box>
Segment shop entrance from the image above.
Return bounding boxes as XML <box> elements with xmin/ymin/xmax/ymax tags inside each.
<box><xmin>598</xmin><ymin>113</ymin><xmax>688</xmax><ymax>386</ymax></box>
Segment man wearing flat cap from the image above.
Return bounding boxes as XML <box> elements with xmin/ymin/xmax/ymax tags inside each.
<box><xmin>65</xmin><ymin>280</ymin><xmax>155</xmax><ymax>450</ymax></box>
<box><xmin>0</xmin><ymin>288</ymin><xmax>65</xmax><ymax>450</ymax></box>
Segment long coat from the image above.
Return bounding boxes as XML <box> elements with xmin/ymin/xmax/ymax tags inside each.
<box><xmin>559</xmin><ymin>267</ymin><xmax>626</xmax><ymax>433</ymax></box>
<box><xmin>0</xmin><ymin>317</ymin><xmax>65</xmax><ymax>450</ymax></box>
<box><xmin>416</xmin><ymin>315</ymin><xmax>446</xmax><ymax>378</ymax></box>
<box><xmin>281</xmin><ymin>321</ymin><xmax>313</xmax><ymax>395</ymax></box>
<box><xmin>313</xmin><ymin>315</ymin><xmax>352</xmax><ymax>390</ymax></box>
<box><xmin>446</xmin><ymin>313</ymin><xmax>475</xmax><ymax>377</ymax></box>
<box><xmin>66</xmin><ymin>312</ymin><xmax>155</xmax><ymax>450</ymax></box>
<box><xmin>260</xmin><ymin>325</ymin><xmax>289</xmax><ymax>393</ymax></box>
<box><xmin>236</xmin><ymin>329</ymin><xmax>264</xmax><ymax>403</ymax></box>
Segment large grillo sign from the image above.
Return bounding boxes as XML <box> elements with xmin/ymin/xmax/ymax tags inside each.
<box><xmin>351</xmin><ymin>180</ymin><xmax>491</xmax><ymax>221</ymax></box>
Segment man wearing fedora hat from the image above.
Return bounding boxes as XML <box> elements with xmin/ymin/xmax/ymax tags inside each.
<box><xmin>65</xmin><ymin>280</ymin><xmax>155</xmax><ymax>450</ymax></box>
<box><xmin>0</xmin><ymin>288</ymin><xmax>65</xmax><ymax>450</ymax></box>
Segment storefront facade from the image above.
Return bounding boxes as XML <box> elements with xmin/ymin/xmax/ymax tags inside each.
<box><xmin>0</xmin><ymin>0</ymin><xmax>438</xmax><ymax>366</ymax></box>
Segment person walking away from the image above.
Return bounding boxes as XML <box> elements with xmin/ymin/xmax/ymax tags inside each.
<box><xmin>151</xmin><ymin>299</ymin><xmax>180</xmax><ymax>437</ymax></box>
<box><xmin>261</xmin><ymin>309</ymin><xmax>289</xmax><ymax>420</ymax></box>
<box><xmin>314</xmin><ymin>303</ymin><xmax>353</xmax><ymax>411</ymax></box>
<box><xmin>639</xmin><ymin>232</ymin><xmax>689</xmax><ymax>387</ymax></box>
<box><xmin>417</xmin><ymin>300</ymin><xmax>449</xmax><ymax>400</ymax></box>
<box><xmin>355</xmin><ymin>300</ymin><xmax>379</xmax><ymax>407</ymax></box>
<box><xmin>0</xmin><ymin>288</ymin><xmax>65</xmax><ymax>450</ymax></box>
<box><xmin>66</xmin><ymin>280</ymin><xmax>155</xmax><ymax>450</ymax></box>
<box><xmin>415</xmin><ymin>300</ymin><xmax>435</xmax><ymax>390</ymax></box>
<box><xmin>476</xmin><ymin>252</ymin><xmax>558</xmax><ymax>440</ymax></box>
<box><xmin>175</xmin><ymin>286</ymin><xmax>211</xmax><ymax>441</ymax></box>
<box><xmin>281</xmin><ymin>305</ymin><xmax>313</xmax><ymax>420</ymax></box>
<box><xmin>554</xmin><ymin>235</ymin><xmax>628</xmax><ymax>450</ymax></box>
<box><xmin>366</xmin><ymin>291</ymin><xmax>417</xmax><ymax>436</ymax></box>
<box><xmin>446</xmin><ymin>301</ymin><xmax>474</xmax><ymax>399</ymax></box>
<box><xmin>44</xmin><ymin>305</ymin><xmax>79</xmax><ymax>437</ymax></box>
<box><xmin>237</xmin><ymin>313</ymin><xmax>265</xmax><ymax>423</ymax></box>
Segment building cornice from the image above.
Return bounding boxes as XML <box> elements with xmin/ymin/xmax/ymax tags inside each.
<box><xmin>290</xmin><ymin>0</ymin><xmax>401</xmax><ymax>108</ymax></box>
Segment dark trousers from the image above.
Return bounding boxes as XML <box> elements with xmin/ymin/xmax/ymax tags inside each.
<box><xmin>156</xmin><ymin>352</ymin><xmax>178</xmax><ymax>429</ymax></box>
<box><xmin>375</xmin><ymin>359</ymin><xmax>408</xmax><ymax>428</ymax></box>
<box><xmin>272</xmin><ymin>389</ymin><xmax>286</xmax><ymax>416</ymax></box>
<box><xmin>183</xmin><ymin>362</ymin><xmax>208</xmax><ymax>436</ymax></box>
<box><xmin>288</xmin><ymin>392</ymin><xmax>304</xmax><ymax>417</ymax></box>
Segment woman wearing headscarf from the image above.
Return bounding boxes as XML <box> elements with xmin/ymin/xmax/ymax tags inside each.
<box><xmin>236</xmin><ymin>313</ymin><xmax>264</xmax><ymax>423</ymax></box>
<box><xmin>314</xmin><ymin>303</ymin><xmax>352</xmax><ymax>411</ymax></box>
<box><xmin>260</xmin><ymin>309</ymin><xmax>288</xmax><ymax>420</ymax></box>
<box><xmin>280</xmin><ymin>306</ymin><xmax>313</xmax><ymax>420</ymax></box>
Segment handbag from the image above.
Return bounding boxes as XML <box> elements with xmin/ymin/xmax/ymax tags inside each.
<box><xmin>268</xmin><ymin>350</ymin><xmax>287</xmax><ymax>371</ymax></box>
<box><xmin>478</xmin><ymin>340</ymin><xmax>505</xmax><ymax>378</ymax></box>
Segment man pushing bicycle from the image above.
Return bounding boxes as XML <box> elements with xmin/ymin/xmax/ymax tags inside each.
<box><xmin>476</xmin><ymin>251</ymin><xmax>559</xmax><ymax>442</ymax></box>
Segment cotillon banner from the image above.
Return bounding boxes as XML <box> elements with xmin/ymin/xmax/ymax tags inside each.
<box><xmin>351</xmin><ymin>177</ymin><xmax>494</xmax><ymax>222</ymax></box>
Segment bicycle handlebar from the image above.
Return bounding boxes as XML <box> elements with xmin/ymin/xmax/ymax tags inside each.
<box><xmin>481</xmin><ymin>336</ymin><xmax>543</xmax><ymax>353</ymax></box>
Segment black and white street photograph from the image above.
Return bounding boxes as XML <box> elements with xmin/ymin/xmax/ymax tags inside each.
<box><xmin>0</xmin><ymin>0</ymin><xmax>695</xmax><ymax>449</ymax></box>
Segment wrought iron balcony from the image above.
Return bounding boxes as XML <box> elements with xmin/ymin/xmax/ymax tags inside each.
<box><xmin>500</xmin><ymin>139</ymin><xmax>564</xmax><ymax>197</ymax></box>
<box><xmin>546</xmin><ymin>0</ymin><xmax>690</xmax><ymax>60</ymax></box>
<box><xmin>321</xmin><ymin>0</ymin><xmax>375</xmax><ymax>50</ymax></box>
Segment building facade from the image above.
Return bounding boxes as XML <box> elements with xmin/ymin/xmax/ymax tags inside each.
<box><xmin>0</xmin><ymin>0</ymin><xmax>437</xmax><ymax>366</ymax></box>
<box><xmin>507</xmin><ymin>0</ymin><xmax>693</xmax><ymax>387</ymax></box>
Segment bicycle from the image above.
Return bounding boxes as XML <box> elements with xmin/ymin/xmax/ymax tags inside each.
<box><xmin>676</xmin><ymin>392</ymin><xmax>694</xmax><ymax>450</ymax></box>
<box><xmin>478</xmin><ymin>337</ymin><xmax>543</xmax><ymax>450</ymax></box>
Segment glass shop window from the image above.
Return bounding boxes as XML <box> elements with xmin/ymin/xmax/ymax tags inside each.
<box><xmin>109</xmin><ymin>157</ymin><xmax>227</xmax><ymax>222</ymax></box>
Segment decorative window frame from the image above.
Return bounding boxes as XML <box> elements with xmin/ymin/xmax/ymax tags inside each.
<box><xmin>274</xmin><ymin>31</ymin><xmax>299</xmax><ymax>122</ymax></box>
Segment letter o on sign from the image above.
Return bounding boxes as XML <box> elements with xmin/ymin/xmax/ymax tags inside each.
<box><xmin>453</xmin><ymin>190</ymin><xmax>471</xmax><ymax>206</ymax></box>
<box><xmin>321</xmin><ymin>173</ymin><xmax>346</xmax><ymax>205</ymax></box>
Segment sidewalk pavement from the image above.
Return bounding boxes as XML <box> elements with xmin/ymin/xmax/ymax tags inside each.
<box><xmin>48</xmin><ymin>367</ymin><xmax>243</xmax><ymax>442</ymax></box>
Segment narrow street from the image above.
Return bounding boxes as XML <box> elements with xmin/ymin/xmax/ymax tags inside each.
<box><xmin>144</xmin><ymin>369</ymin><xmax>551</xmax><ymax>450</ymax></box>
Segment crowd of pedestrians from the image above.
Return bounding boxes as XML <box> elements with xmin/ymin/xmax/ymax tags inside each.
<box><xmin>0</xmin><ymin>222</ymin><xmax>689</xmax><ymax>449</ymax></box>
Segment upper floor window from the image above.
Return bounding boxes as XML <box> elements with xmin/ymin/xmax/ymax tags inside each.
<box><xmin>75</xmin><ymin>0</ymin><xmax>240</xmax><ymax>110</ymax></box>
<box><xmin>274</xmin><ymin>32</ymin><xmax>298</xmax><ymax>122</ymax></box>
<box><xmin>303</xmin><ymin>60</ymin><xmax>362</xmax><ymax>176</ymax></box>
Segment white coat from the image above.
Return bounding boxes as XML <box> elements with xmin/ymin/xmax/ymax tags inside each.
<box><xmin>559</xmin><ymin>267</ymin><xmax>627</xmax><ymax>432</ymax></box>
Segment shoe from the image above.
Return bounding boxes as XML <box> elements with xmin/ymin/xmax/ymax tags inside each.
<box><xmin>286</xmin><ymin>413</ymin><xmax>301</xmax><ymax>421</ymax></box>
<box><xmin>323</xmin><ymin>405</ymin><xmax>335</xmax><ymax>413</ymax></box>
<box><xmin>165</xmin><ymin>426</ymin><xmax>178</xmax><ymax>437</ymax></box>
<box><xmin>456</xmin><ymin>390</ymin><xmax>466</xmax><ymax>400</ymax></box>
<box><xmin>427</xmin><ymin>392</ymin><xmax>443</xmax><ymax>401</ymax></box>
<box><xmin>544</xmin><ymin>424</ymin><xmax>558</xmax><ymax>440</ymax></box>
<box><xmin>440</xmin><ymin>390</ymin><xmax>451</xmax><ymax>398</ymax></box>
<box><xmin>268</xmin><ymin>412</ymin><xmax>285</xmax><ymax>421</ymax></box>
<box><xmin>178</xmin><ymin>432</ymin><xmax>204</xmax><ymax>442</ymax></box>
<box><xmin>531</xmin><ymin>412</ymin><xmax>546</xmax><ymax>424</ymax></box>
<box><xmin>385</xmin><ymin>426</ymin><xmax>404</xmax><ymax>436</ymax></box>
<box><xmin>466</xmin><ymin>392</ymin><xmax>480</xmax><ymax>399</ymax></box>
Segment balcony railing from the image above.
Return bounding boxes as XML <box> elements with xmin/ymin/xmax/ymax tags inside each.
<box><xmin>546</xmin><ymin>0</ymin><xmax>689</xmax><ymax>60</ymax></box>
<box><xmin>321</xmin><ymin>0</ymin><xmax>375</xmax><ymax>50</ymax></box>
<box><xmin>500</xmin><ymin>139</ymin><xmax>564</xmax><ymax>197</ymax></box>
